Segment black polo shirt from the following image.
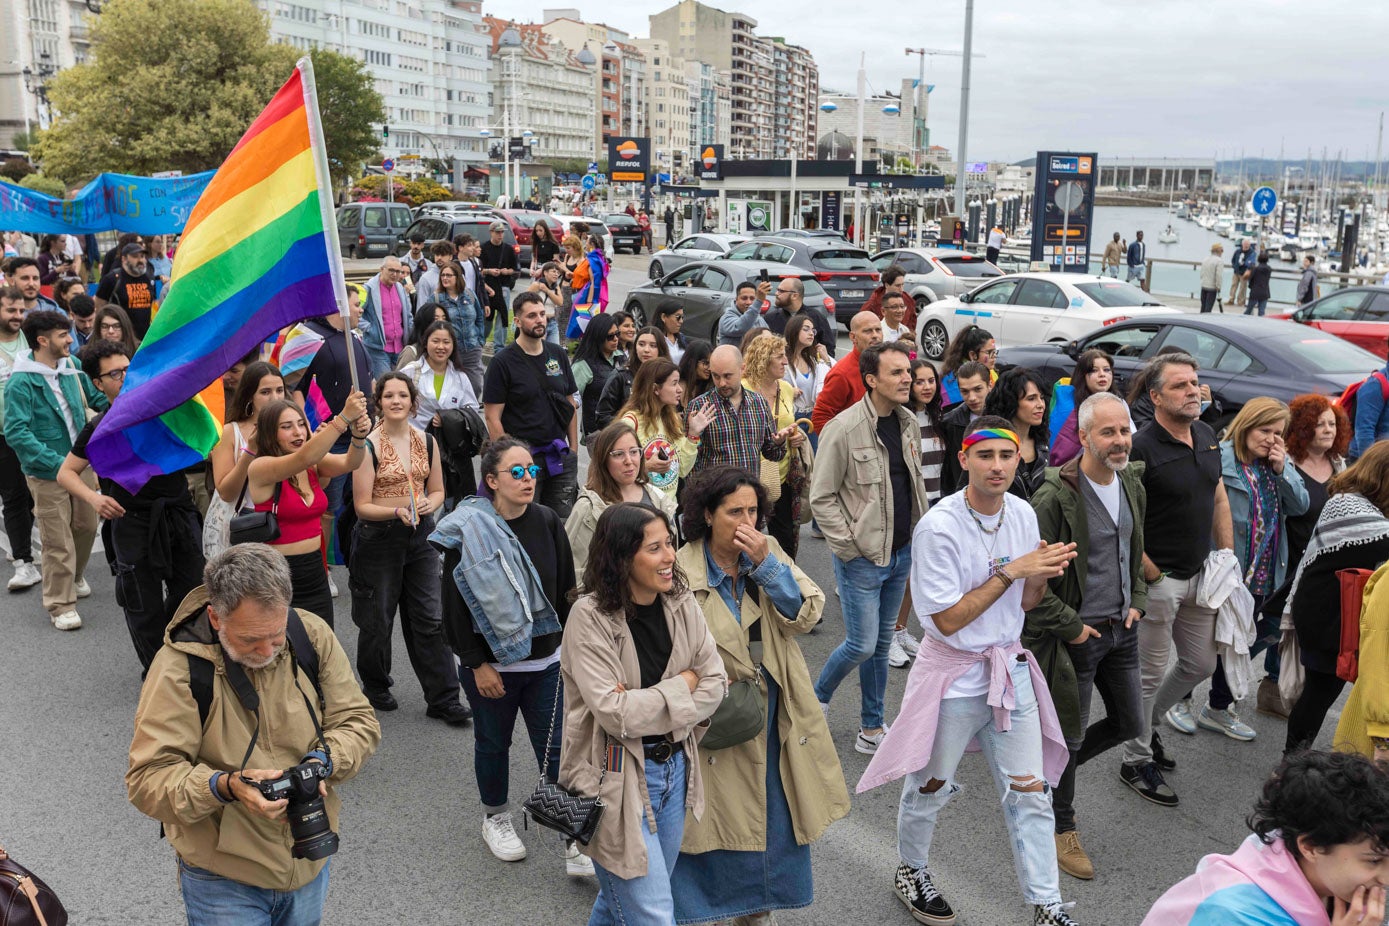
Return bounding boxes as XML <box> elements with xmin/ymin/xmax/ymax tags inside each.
<box><xmin>1132</xmin><ymin>418</ymin><xmax>1221</xmax><ymax>579</ymax></box>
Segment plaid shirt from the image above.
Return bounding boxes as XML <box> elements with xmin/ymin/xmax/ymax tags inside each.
<box><xmin>687</xmin><ymin>386</ymin><xmax>786</xmax><ymax>480</ymax></box>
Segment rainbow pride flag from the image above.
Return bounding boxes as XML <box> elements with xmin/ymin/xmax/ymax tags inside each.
<box><xmin>87</xmin><ymin>58</ymin><xmax>347</xmax><ymax>492</ymax></box>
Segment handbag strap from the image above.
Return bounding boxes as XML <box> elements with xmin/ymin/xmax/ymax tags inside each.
<box><xmin>538</xmin><ymin>677</ymin><xmax>606</xmax><ymax>791</ymax></box>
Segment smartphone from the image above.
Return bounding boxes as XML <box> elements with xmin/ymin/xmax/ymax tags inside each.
<box><xmin>759</xmin><ymin>268</ymin><xmax>769</xmax><ymax>284</ymax></box>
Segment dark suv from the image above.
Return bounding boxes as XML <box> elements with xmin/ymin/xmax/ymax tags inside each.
<box><xmin>336</xmin><ymin>202</ymin><xmax>414</xmax><ymax>259</ymax></box>
<box><xmin>400</xmin><ymin>214</ymin><xmax>520</xmax><ymax>267</ymax></box>
<box><xmin>603</xmin><ymin>214</ymin><xmax>645</xmax><ymax>254</ymax></box>
<box><xmin>727</xmin><ymin>236</ymin><xmax>879</xmax><ymax>324</ymax></box>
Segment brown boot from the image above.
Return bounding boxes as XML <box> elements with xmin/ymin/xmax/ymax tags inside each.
<box><xmin>1257</xmin><ymin>677</ymin><xmax>1289</xmax><ymax>718</ymax></box>
<box><xmin>1055</xmin><ymin>830</ymin><xmax>1095</xmax><ymax>880</ymax></box>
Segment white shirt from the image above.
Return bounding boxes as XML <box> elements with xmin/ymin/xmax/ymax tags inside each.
<box><xmin>881</xmin><ymin>323</ymin><xmax>912</xmax><ymax>344</ymax></box>
<box><xmin>987</xmin><ymin>227</ymin><xmax>1006</xmax><ymax>249</ymax></box>
<box><xmin>402</xmin><ymin>360</ymin><xmax>479</xmax><ymax>431</ymax></box>
<box><xmin>1082</xmin><ymin>470</ymin><xmax>1122</xmax><ymax>523</ymax></box>
<box><xmin>912</xmin><ymin>490</ymin><xmax>1041</xmax><ymax>698</ymax></box>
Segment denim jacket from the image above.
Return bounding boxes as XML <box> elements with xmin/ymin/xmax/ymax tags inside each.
<box><xmin>435</xmin><ymin>289</ymin><xmax>485</xmax><ymax>352</ymax></box>
<box><xmin>429</xmin><ymin>497</ymin><xmax>561</xmax><ymax>665</ymax></box>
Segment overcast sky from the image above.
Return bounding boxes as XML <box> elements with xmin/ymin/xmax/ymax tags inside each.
<box><xmin>482</xmin><ymin>0</ymin><xmax>1389</xmax><ymax>164</ymax></box>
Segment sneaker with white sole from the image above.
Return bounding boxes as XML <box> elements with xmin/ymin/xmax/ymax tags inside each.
<box><xmin>855</xmin><ymin>725</ymin><xmax>889</xmax><ymax>755</ymax></box>
<box><xmin>482</xmin><ymin>812</ymin><xmax>527</xmax><ymax>861</ymax></box>
<box><xmin>8</xmin><ymin>560</ymin><xmax>40</xmax><ymax>591</ymax></box>
<box><xmin>74</xmin><ymin>576</ymin><xmax>91</xmax><ymax>598</ymax></box>
<box><xmin>893</xmin><ymin>863</ymin><xmax>956</xmax><ymax>925</ymax></box>
<box><xmin>51</xmin><ymin>609</ymin><xmax>82</xmax><ymax>631</ymax></box>
<box><xmin>819</xmin><ymin>701</ymin><xmax>830</xmax><ymax>721</ymax></box>
<box><xmin>564</xmin><ymin>841</ymin><xmax>595</xmax><ymax>877</ymax></box>
<box><xmin>1033</xmin><ymin>901</ymin><xmax>1080</xmax><ymax>925</ymax></box>
<box><xmin>888</xmin><ymin>637</ymin><xmax>911</xmax><ymax>668</ymax></box>
<box><xmin>895</xmin><ymin>628</ymin><xmax>920</xmax><ymax>656</ymax></box>
<box><xmin>1197</xmin><ymin>704</ymin><xmax>1257</xmax><ymax>741</ymax></box>
<box><xmin>1164</xmin><ymin>699</ymin><xmax>1197</xmax><ymax>735</ymax></box>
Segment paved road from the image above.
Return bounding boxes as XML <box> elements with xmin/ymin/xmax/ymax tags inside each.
<box><xmin>0</xmin><ymin>256</ymin><xmax>1341</xmax><ymax>924</ymax></box>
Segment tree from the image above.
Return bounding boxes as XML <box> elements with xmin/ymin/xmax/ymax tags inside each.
<box><xmin>8</xmin><ymin>129</ymin><xmax>37</xmax><ymax>152</ymax></box>
<box><xmin>0</xmin><ymin>158</ymin><xmax>34</xmax><ymax>182</ymax></box>
<box><xmin>33</xmin><ymin>0</ymin><xmax>382</xmax><ymax>187</ymax></box>
<box><xmin>17</xmin><ymin>174</ymin><xmax>67</xmax><ymax>198</ymax></box>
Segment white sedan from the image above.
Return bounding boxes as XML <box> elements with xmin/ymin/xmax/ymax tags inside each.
<box><xmin>914</xmin><ymin>273</ymin><xmax>1182</xmax><ymax>360</ymax></box>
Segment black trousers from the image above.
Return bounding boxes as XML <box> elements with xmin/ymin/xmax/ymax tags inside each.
<box><xmin>767</xmin><ymin>481</ymin><xmax>799</xmax><ymax>561</ymax></box>
<box><xmin>1199</xmin><ymin>288</ymin><xmax>1218</xmax><ymax>313</ymax></box>
<box><xmin>111</xmin><ymin>507</ymin><xmax>205</xmax><ymax>672</ymax></box>
<box><xmin>0</xmin><ymin>436</ymin><xmax>34</xmax><ymax>562</ymax></box>
<box><xmin>1285</xmin><ymin>664</ymin><xmax>1346</xmax><ymax>754</ymax></box>
<box><xmin>349</xmin><ymin>516</ymin><xmax>460</xmax><ymax>709</ymax></box>
<box><xmin>285</xmin><ymin>549</ymin><xmax>334</xmax><ymax>628</ymax></box>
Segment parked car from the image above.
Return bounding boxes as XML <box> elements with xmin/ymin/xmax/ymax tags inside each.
<box><xmin>488</xmin><ymin>209</ymin><xmax>565</xmax><ymax>269</ymax></box>
<box><xmin>603</xmin><ymin>213</ymin><xmax>646</xmax><ymax>254</ymax></box>
<box><xmin>648</xmin><ymin>234</ymin><xmax>750</xmax><ymax>279</ymax></box>
<box><xmin>623</xmin><ymin>259</ymin><xmax>835</xmax><ymax>344</ymax></box>
<box><xmin>399</xmin><ymin>214</ymin><xmax>520</xmax><ymax>268</ymax></box>
<box><xmin>995</xmin><ymin>314</ymin><xmax>1382</xmax><ymax>431</ymax></box>
<box><xmin>914</xmin><ymin>273</ymin><xmax>1179</xmax><ymax>361</ymax></box>
<box><xmin>871</xmin><ymin>247</ymin><xmax>1005</xmax><ymax>313</ymax></box>
<box><xmin>725</xmin><ymin>236</ymin><xmax>879</xmax><ymax>324</ymax></box>
<box><xmin>753</xmin><ymin>228</ymin><xmax>850</xmax><ymax>242</ymax></box>
<box><xmin>416</xmin><ymin>201</ymin><xmax>496</xmax><ymax>216</ymax></box>
<box><xmin>1272</xmin><ymin>285</ymin><xmax>1389</xmax><ymax>357</ymax></box>
<box><xmin>336</xmin><ymin>202</ymin><xmax>415</xmax><ymax>259</ymax></box>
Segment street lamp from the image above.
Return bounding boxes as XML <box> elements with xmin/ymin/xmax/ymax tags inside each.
<box><xmin>21</xmin><ymin>51</ymin><xmax>57</xmax><ymax>129</ymax></box>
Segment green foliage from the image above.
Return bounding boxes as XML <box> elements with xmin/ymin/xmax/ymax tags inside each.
<box><xmin>0</xmin><ymin>158</ymin><xmax>34</xmax><ymax>182</ymax></box>
<box><xmin>18</xmin><ymin>174</ymin><xmax>67</xmax><ymax>198</ymax></box>
<box><xmin>8</xmin><ymin>129</ymin><xmax>36</xmax><ymax>152</ymax></box>
<box><xmin>34</xmin><ymin>0</ymin><xmax>382</xmax><ymax>187</ymax></box>
<box><xmin>401</xmin><ymin>178</ymin><xmax>452</xmax><ymax>205</ymax></box>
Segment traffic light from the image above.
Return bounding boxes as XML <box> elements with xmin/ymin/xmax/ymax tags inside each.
<box><xmin>382</xmin><ymin>124</ymin><xmax>389</xmax><ymax>141</ymax></box>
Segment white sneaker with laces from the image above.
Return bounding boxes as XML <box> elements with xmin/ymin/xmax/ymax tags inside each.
<box><xmin>888</xmin><ymin>637</ymin><xmax>911</xmax><ymax>668</ymax></box>
<box><xmin>483</xmin><ymin>812</ymin><xmax>527</xmax><ymax>861</ymax></box>
<box><xmin>894</xmin><ymin>628</ymin><xmax>920</xmax><ymax>656</ymax></box>
<box><xmin>1164</xmin><ymin>699</ymin><xmax>1197</xmax><ymax>735</ymax></box>
<box><xmin>74</xmin><ymin>576</ymin><xmax>91</xmax><ymax>598</ymax></box>
<box><xmin>856</xmin><ymin>724</ymin><xmax>890</xmax><ymax>755</ymax></box>
<box><xmin>564</xmin><ymin>841</ymin><xmax>595</xmax><ymax>877</ymax></box>
<box><xmin>819</xmin><ymin>701</ymin><xmax>830</xmax><ymax>721</ymax></box>
<box><xmin>1197</xmin><ymin>704</ymin><xmax>1257</xmax><ymax>742</ymax></box>
<box><xmin>51</xmin><ymin>609</ymin><xmax>82</xmax><ymax>631</ymax></box>
<box><xmin>8</xmin><ymin>560</ymin><xmax>40</xmax><ymax>591</ymax></box>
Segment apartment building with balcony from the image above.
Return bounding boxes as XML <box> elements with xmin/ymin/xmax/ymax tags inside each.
<box><xmin>482</xmin><ymin>17</ymin><xmax>596</xmax><ymax>162</ymax></box>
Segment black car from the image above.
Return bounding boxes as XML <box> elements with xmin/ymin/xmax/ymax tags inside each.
<box><xmin>995</xmin><ymin>314</ymin><xmax>1381</xmax><ymax>430</ymax></box>
<box><xmin>725</xmin><ymin>235</ymin><xmax>879</xmax><ymax>325</ymax></box>
<box><xmin>399</xmin><ymin>214</ymin><xmax>522</xmax><ymax>272</ymax></box>
<box><xmin>603</xmin><ymin>214</ymin><xmax>646</xmax><ymax>254</ymax></box>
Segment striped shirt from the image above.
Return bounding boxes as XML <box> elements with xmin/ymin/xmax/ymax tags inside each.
<box><xmin>917</xmin><ymin>409</ymin><xmax>945</xmax><ymax>503</ymax></box>
<box><xmin>687</xmin><ymin>386</ymin><xmax>787</xmax><ymax>480</ymax></box>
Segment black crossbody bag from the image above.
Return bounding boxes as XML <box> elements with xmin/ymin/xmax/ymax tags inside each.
<box><xmin>522</xmin><ymin>679</ymin><xmax>605</xmax><ymax>846</ymax></box>
<box><xmin>229</xmin><ymin>481</ymin><xmax>282</xmax><ymax>546</ymax></box>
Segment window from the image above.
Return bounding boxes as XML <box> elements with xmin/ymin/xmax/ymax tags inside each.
<box><xmin>665</xmin><ymin>267</ymin><xmax>704</xmax><ymax>287</ymax></box>
<box><xmin>363</xmin><ymin>207</ymin><xmax>388</xmax><ymax>229</ymax></box>
<box><xmin>1363</xmin><ymin>293</ymin><xmax>1389</xmax><ymax>320</ymax></box>
<box><xmin>1014</xmin><ymin>279</ymin><xmax>1066</xmax><ymax>309</ymax></box>
<box><xmin>1157</xmin><ymin>326</ymin><xmax>1229</xmax><ymax>369</ymax></box>
<box><xmin>970</xmin><ymin>279</ymin><xmax>1019</xmax><ymax>305</ymax></box>
<box><xmin>390</xmin><ymin>207</ymin><xmax>412</xmax><ymax>228</ymax></box>
<box><xmin>1213</xmin><ymin>344</ymin><xmax>1256</xmax><ymax>374</ymax></box>
<box><xmin>810</xmin><ymin>248</ymin><xmax>873</xmax><ymax>271</ymax></box>
<box><xmin>1073</xmin><ymin>280</ymin><xmax>1160</xmax><ymax>308</ymax></box>
<box><xmin>673</xmin><ymin>237</ymin><xmax>700</xmax><ymax>251</ymax></box>
<box><xmin>1306</xmin><ymin>290</ymin><xmax>1366</xmax><ymax>321</ymax></box>
<box><xmin>702</xmin><ymin>268</ymin><xmax>733</xmax><ymax>292</ymax></box>
<box><xmin>1084</xmin><ymin>324</ymin><xmax>1161</xmax><ymax>358</ymax></box>
<box><xmin>337</xmin><ymin>208</ymin><xmax>357</xmax><ymax>229</ymax></box>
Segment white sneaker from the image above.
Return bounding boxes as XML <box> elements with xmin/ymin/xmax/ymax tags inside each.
<box><xmin>894</xmin><ymin>628</ymin><xmax>920</xmax><ymax>656</ymax></box>
<box><xmin>819</xmin><ymin>701</ymin><xmax>830</xmax><ymax>721</ymax></box>
<box><xmin>855</xmin><ymin>724</ymin><xmax>890</xmax><ymax>755</ymax></box>
<box><xmin>74</xmin><ymin>576</ymin><xmax>91</xmax><ymax>598</ymax></box>
<box><xmin>1164</xmin><ymin>700</ymin><xmax>1198</xmax><ymax>735</ymax></box>
<box><xmin>482</xmin><ymin>812</ymin><xmax>527</xmax><ymax>862</ymax></box>
<box><xmin>329</xmin><ymin>574</ymin><xmax>340</xmax><ymax>598</ymax></box>
<box><xmin>8</xmin><ymin>560</ymin><xmax>40</xmax><ymax>591</ymax></box>
<box><xmin>564</xmin><ymin>841</ymin><xmax>595</xmax><ymax>877</ymax></box>
<box><xmin>51</xmin><ymin>609</ymin><xmax>82</xmax><ymax>631</ymax></box>
<box><xmin>888</xmin><ymin>637</ymin><xmax>911</xmax><ymax>668</ymax></box>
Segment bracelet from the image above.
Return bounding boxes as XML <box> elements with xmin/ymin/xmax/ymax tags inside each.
<box><xmin>991</xmin><ymin>565</ymin><xmax>1015</xmax><ymax>588</ymax></box>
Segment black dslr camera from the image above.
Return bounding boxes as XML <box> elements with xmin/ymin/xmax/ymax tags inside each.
<box><xmin>253</xmin><ymin>761</ymin><xmax>338</xmax><ymax>860</ymax></box>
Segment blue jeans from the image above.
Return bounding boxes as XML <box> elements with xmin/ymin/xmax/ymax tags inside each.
<box><xmin>180</xmin><ymin>858</ymin><xmax>330</xmax><ymax>926</ymax></box>
<box><xmin>1244</xmin><ymin>298</ymin><xmax>1268</xmax><ymax>316</ymax></box>
<box><xmin>459</xmin><ymin>661</ymin><xmax>561</xmax><ymax>811</ymax></box>
<box><xmin>814</xmin><ymin>549</ymin><xmax>911</xmax><ymax>730</ymax></box>
<box><xmin>897</xmin><ymin>658</ymin><xmax>1060</xmax><ymax>905</ymax></box>
<box><xmin>589</xmin><ymin>751</ymin><xmax>688</xmax><ymax>926</ymax></box>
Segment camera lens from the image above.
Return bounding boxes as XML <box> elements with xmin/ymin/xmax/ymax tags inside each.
<box><xmin>287</xmin><ymin>793</ymin><xmax>339</xmax><ymax>861</ymax></box>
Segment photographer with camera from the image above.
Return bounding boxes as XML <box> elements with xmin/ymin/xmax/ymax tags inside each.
<box><xmin>127</xmin><ymin>544</ymin><xmax>381</xmax><ymax>924</ymax></box>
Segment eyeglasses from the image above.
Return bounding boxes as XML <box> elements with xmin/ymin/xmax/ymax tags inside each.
<box><xmin>605</xmin><ymin>332</ymin><xmax>619</xmax><ymax>341</ymax></box>
<box><xmin>95</xmin><ymin>367</ymin><xmax>129</xmax><ymax>382</ymax></box>
<box><xmin>607</xmin><ymin>448</ymin><xmax>642</xmax><ymax>460</ymax></box>
<box><xmin>507</xmin><ymin>464</ymin><xmax>541</xmax><ymax>480</ymax></box>
<box><xmin>99</xmin><ymin>322</ymin><xmax>123</xmax><ymax>333</ymax></box>
<box><xmin>979</xmin><ymin>349</ymin><xmax>999</xmax><ymax>358</ymax></box>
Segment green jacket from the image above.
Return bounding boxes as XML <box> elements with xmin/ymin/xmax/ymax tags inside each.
<box><xmin>1023</xmin><ymin>457</ymin><xmax>1148</xmax><ymax>741</ymax></box>
<box><xmin>3</xmin><ymin>355</ymin><xmax>109</xmax><ymax>481</ymax></box>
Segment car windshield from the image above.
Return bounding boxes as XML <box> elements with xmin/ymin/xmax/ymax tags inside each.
<box><xmin>510</xmin><ymin>213</ymin><xmax>546</xmax><ymax>227</ymax></box>
<box><xmin>605</xmin><ymin>215</ymin><xmax>637</xmax><ymax>227</ymax></box>
<box><xmin>810</xmin><ymin>248</ymin><xmax>873</xmax><ymax>270</ymax></box>
<box><xmin>938</xmin><ymin>256</ymin><xmax>1002</xmax><ymax>276</ymax></box>
<box><xmin>1280</xmin><ymin>335</ymin><xmax>1383</xmax><ymax>374</ymax></box>
<box><xmin>1074</xmin><ymin>280</ymin><xmax>1164</xmax><ymax>307</ymax></box>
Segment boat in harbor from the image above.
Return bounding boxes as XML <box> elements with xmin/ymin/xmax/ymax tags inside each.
<box><xmin>1158</xmin><ymin>225</ymin><xmax>1179</xmax><ymax>243</ymax></box>
<box><xmin>1213</xmin><ymin>213</ymin><xmax>1235</xmax><ymax>237</ymax></box>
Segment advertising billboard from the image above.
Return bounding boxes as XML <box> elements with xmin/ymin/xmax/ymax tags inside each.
<box><xmin>698</xmin><ymin>144</ymin><xmax>724</xmax><ymax>181</ymax></box>
<box><xmin>607</xmin><ymin>137</ymin><xmax>651</xmax><ymax>182</ymax></box>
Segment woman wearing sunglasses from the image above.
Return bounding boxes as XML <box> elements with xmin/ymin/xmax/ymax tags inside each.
<box><xmin>566</xmin><ymin>421</ymin><xmax>678</xmax><ymax>579</ymax></box>
<box><xmin>571</xmin><ymin>314</ymin><xmax>626</xmax><ymax>443</ymax></box>
<box><xmin>432</xmin><ymin>437</ymin><xmax>581</xmax><ymax>872</ymax></box>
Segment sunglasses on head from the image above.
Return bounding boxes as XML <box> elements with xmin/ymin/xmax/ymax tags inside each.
<box><xmin>507</xmin><ymin>464</ymin><xmax>541</xmax><ymax>480</ymax></box>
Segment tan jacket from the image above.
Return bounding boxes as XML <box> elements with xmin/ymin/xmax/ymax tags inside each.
<box><xmin>565</xmin><ymin>485</ymin><xmax>678</xmax><ymax>580</ymax></box>
<box><xmin>127</xmin><ymin>589</ymin><xmax>381</xmax><ymax>891</ymax></box>
<box><xmin>1102</xmin><ymin>239</ymin><xmax>1124</xmax><ymax>267</ymax></box>
<box><xmin>809</xmin><ymin>394</ymin><xmax>929</xmax><ymax>566</ymax></box>
<box><xmin>677</xmin><ymin>538</ymin><xmax>848</xmax><ymax>853</ymax></box>
<box><xmin>558</xmin><ymin>591</ymin><xmax>727</xmax><ymax>879</ymax></box>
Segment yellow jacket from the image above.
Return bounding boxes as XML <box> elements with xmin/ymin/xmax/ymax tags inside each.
<box><xmin>1336</xmin><ymin>562</ymin><xmax>1389</xmax><ymax>757</ymax></box>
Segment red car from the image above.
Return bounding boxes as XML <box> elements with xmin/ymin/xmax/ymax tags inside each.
<box><xmin>486</xmin><ymin>210</ymin><xmax>565</xmax><ymax>269</ymax></box>
<box><xmin>1274</xmin><ymin>286</ymin><xmax>1389</xmax><ymax>357</ymax></box>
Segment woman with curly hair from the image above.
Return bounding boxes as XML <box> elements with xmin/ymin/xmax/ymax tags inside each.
<box><xmin>1142</xmin><ymin>750</ymin><xmax>1389</xmax><ymax>925</ymax></box>
<box><xmin>938</xmin><ymin>324</ymin><xmax>998</xmax><ymax>407</ymax></box>
<box><xmin>743</xmin><ymin>331</ymin><xmax>806</xmax><ymax>558</ymax></box>
<box><xmin>1285</xmin><ymin>394</ymin><xmax>1352</xmax><ymax>568</ymax></box>
<box><xmin>982</xmin><ymin>366</ymin><xmax>1050</xmax><ymax>500</ymax></box>
<box><xmin>559</xmin><ymin>502</ymin><xmax>726</xmax><ymax>923</ymax></box>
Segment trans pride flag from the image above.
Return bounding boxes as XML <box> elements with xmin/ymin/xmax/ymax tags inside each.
<box><xmin>87</xmin><ymin>59</ymin><xmax>348</xmax><ymax>492</ymax></box>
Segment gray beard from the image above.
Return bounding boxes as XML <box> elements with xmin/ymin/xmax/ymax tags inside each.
<box><xmin>217</xmin><ymin>626</ymin><xmax>282</xmax><ymax>670</ymax></box>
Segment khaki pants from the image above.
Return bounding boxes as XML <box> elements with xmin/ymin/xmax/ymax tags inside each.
<box><xmin>1228</xmin><ymin>273</ymin><xmax>1249</xmax><ymax>306</ymax></box>
<box><xmin>27</xmin><ymin>474</ymin><xmax>97</xmax><ymax>616</ymax></box>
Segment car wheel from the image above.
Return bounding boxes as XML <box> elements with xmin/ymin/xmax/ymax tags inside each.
<box><xmin>625</xmin><ymin>299</ymin><xmax>647</xmax><ymax>327</ymax></box>
<box><xmin>920</xmin><ymin>320</ymin><xmax>949</xmax><ymax>360</ymax></box>
<box><xmin>649</xmin><ymin>261</ymin><xmax>664</xmax><ymax>281</ymax></box>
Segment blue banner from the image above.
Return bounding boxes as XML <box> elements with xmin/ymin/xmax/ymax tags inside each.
<box><xmin>0</xmin><ymin>170</ymin><xmax>215</xmax><ymax>235</ymax></box>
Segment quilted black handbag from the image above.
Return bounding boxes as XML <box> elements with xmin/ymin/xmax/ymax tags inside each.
<box><xmin>0</xmin><ymin>843</ymin><xmax>67</xmax><ymax>926</ymax></box>
<box><xmin>522</xmin><ymin>681</ymin><xmax>605</xmax><ymax>846</ymax></box>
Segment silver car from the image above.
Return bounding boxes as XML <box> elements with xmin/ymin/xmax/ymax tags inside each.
<box><xmin>623</xmin><ymin>259</ymin><xmax>832</xmax><ymax>344</ymax></box>
<box><xmin>870</xmin><ymin>247</ymin><xmax>1004</xmax><ymax>312</ymax></box>
<box><xmin>648</xmin><ymin>233</ymin><xmax>750</xmax><ymax>280</ymax></box>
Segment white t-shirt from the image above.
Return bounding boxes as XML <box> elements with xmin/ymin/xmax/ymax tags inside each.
<box><xmin>987</xmin><ymin>227</ymin><xmax>1006</xmax><ymax>249</ymax></box>
<box><xmin>881</xmin><ymin>323</ymin><xmax>912</xmax><ymax>343</ymax></box>
<box><xmin>1082</xmin><ymin>470</ymin><xmax>1122</xmax><ymax>523</ymax></box>
<box><xmin>912</xmin><ymin>490</ymin><xmax>1041</xmax><ymax>698</ymax></box>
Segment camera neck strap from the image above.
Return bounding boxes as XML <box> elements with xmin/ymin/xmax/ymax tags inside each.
<box><xmin>221</xmin><ymin>638</ymin><xmax>331</xmax><ymax>782</ymax></box>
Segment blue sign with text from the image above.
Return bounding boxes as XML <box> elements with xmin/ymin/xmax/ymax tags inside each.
<box><xmin>0</xmin><ymin>171</ymin><xmax>215</xmax><ymax>235</ymax></box>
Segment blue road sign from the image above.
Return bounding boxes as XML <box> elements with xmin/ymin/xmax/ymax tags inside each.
<box><xmin>1251</xmin><ymin>186</ymin><xmax>1277</xmax><ymax>216</ymax></box>
<box><xmin>581</xmin><ymin>175</ymin><xmax>596</xmax><ymax>191</ymax></box>
<box><xmin>382</xmin><ymin>158</ymin><xmax>395</xmax><ymax>173</ymax></box>
<box><xmin>587</xmin><ymin>161</ymin><xmax>599</xmax><ymax>174</ymax></box>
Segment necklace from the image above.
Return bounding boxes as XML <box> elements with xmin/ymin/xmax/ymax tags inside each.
<box><xmin>964</xmin><ymin>489</ymin><xmax>1006</xmax><ymax>559</ymax></box>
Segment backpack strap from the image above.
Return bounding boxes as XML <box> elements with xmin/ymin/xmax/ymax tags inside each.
<box><xmin>185</xmin><ymin>608</ymin><xmax>322</xmax><ymax>729</ymax></box>
<box><xmin>188</xmin><ymin>652</ymin><xmax>215</xmax><ymax>729</ymax></box>
<box><xmin>1376</xmin><ymin>371</ymin><xmax>1389</xmax><ymax>400</ymax></box>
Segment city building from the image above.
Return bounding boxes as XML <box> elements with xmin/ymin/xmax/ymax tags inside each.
<box><xmin>686</xmin><ymin>60</ymin><xmax>731</xmax><ymax>161</ymax></box>
<box><xmin>2</xmin><ymin>0</ymin><xmax>95</xmax><ymax>149</ymax></box>
<box><xmin>1095</xmin><ymin>156</ymin><xmax>1216</xmax><ymax>191</ymax></box>
<box><xmin>649</xmin><ymin>0</ymin><xmax>817</xmax><ymax>161</ymax></box>
<box><xmin>631</xmin><ymin>37</ymin><xmax>690</xmax><ymax>178</ymax></box>
<box><xmin>816</xmin><ymin>79</ymin><xmax>926</xmax><ymax>168</ymax></box>
<box><xmin>482</xmin><ymin>18</ymin><xmax>596</xmax><ymax>163</ymax></box>
<box><xmin>540</xmin><ymin>11</ymin><xmax>647</xmax><ymax>160</ymax></box>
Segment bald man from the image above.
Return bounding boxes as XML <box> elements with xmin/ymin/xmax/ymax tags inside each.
<box><xmin>764</xmin><ymin>275</ymin><xmax>836</xmax><ymax>358</ymax></box>
<box><xmin>685</xmin><ymin>344</ymin><xmax>795</xmax><ymax>481</ymax></box>
<box><xmin>811</xmin><ymin>311</ymin><xmax>883</xmax><ymax>434</ymax></box>
<box><xmin>362</xmin><ymin>256</ymin><xmax>413</xmax><ymax>377</ymax></box>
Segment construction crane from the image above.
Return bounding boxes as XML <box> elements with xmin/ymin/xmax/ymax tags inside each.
<box><xmin>904</xmin><ymin>46</ymin><xmax>985</xmax><ymax>171</ymax></box>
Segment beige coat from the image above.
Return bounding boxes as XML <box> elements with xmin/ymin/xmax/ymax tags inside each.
<box><xmin>558</xmin><ymin>591</ymin><xmax>727</xmax><ymax>879</ymax></box>
<box><xmin>565</xmin><ymin>485</ymin><xmax>678</xmax><ymax>580</ymax></box>
<box><xmin>809</xmin><ymin>394</ymin><xmax>929</xmax><ymax>566</ymax></box>
<box><xmin>127</xmin><ymin>589</ymin><xmax>381</xmax><ymax>891</ymax></box>
<box><xmin>677</xmin><ymin>538</ymin><xmax>848</xmax><ymax>853</ymax></box>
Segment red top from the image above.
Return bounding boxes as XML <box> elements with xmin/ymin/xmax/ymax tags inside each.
<box><xmin>811</xmin><ymin>349</ymin><xmax>867</xmax><ymax>434</ymax></box>
<box><xmin>256</xmin><ymin>469</ymin><xmax>328</xmax><ymax>545</ymax></box>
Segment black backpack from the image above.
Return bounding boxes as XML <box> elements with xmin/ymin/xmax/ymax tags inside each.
<box><xmin>186</xmin><ymin>608</ymin><xmax>323</xmax><ymax>728</ymax></box>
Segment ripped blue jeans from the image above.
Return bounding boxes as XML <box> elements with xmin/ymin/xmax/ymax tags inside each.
<box><xmin>896</xmin><ymin>657</ymin><xmax>1060</xmax><ymax>905</ymax></box>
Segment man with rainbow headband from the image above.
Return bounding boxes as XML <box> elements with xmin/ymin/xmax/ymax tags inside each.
<box><xmin>858</xmin><ymin>416</ymin><xmax>1082</xmax><ymax>926</ymax></box>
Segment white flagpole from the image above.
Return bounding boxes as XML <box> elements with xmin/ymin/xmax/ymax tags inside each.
<box><xmin>298</xmin><ymin>55</ymin><xmax>360</xmax><ymax>394</ymax></box>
